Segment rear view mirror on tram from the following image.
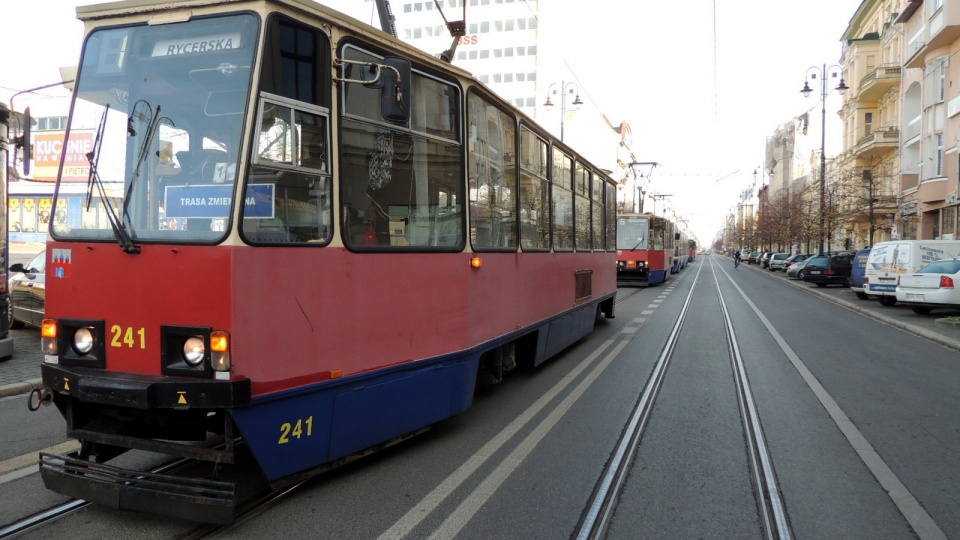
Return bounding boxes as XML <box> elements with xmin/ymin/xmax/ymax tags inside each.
<box><xmin>379</xmin><ymin>56</ymin><xmax>411</xmax><ymax>125</ymax></box>
<box><xmin>15</xmin><ymin>107</ymin><xmax>32</xmax><ymax>176</ymax></box>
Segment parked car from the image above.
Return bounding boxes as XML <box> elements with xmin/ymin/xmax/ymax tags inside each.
<box><xmin>760</xmin><ymin>252</ymin><xmax>776</xmax><ymax>269</ymax></box>
<box><xmin>895</xmin><ymin>258</ymin><xmax>960</xmax><ymax>314</ymax></box>
<box><xmin>786</xmin><ymin>257</ymin><xmax>810</xmax><ymax>279</ymax></box>
<box><xmin>849</xmin><ymin>247</ymin><xmax>872</xmax><ymax>300</ymax></box>
<box><xmin>801</xmin><ymin>252</ymin><xmax>855</xmax><ymax>287</ymax></box>
<box><xmin>782</xmin><ymin>253</ymin><xmax>812</xmax><ymax>273</ymax></box>
<box><xmin>9</xmin><ymin>251</ymin><xmax>46</xmax><ymax>329</ymax></box>
<box><xmin>865</xmin><ymin>240</ymin><xmax>960</xmax><ymax>306</ymax></box>
<box><xmin>768</xmin><ymin>253</ymin><xmax>791</xmax><ymax>271</ymax></box>
<box><xmin>748</xmin><ymin>251</ymin><xmax>763</xmax><ymax>265</ymax></box>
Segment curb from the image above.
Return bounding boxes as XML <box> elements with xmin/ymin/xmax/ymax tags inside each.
<box><xmin>747</xmin><ymin>261</ymin><xmax>960</xmax><ymax>353</ymax></box>
<box><xmin>0</xmin><ymin>378</ymin><xmax>43</xmax><ymax>399</ymax></box>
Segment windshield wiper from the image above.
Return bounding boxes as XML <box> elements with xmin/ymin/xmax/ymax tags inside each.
<box><xmin>85</xmin><ymin>104</ymin><xmax>140</xmax><ymax>254</ymax></box>
<box><xmin>631</xmin><ymin>235</ymin><xmax>646</xmax><ymax>251</ymax></box>
<box><xmin>121</xmin><ymin>100</ymin><xmax>165</xmax><ymax>229</ymax></box>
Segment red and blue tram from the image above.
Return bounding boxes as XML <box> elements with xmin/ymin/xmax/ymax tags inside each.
<box><xmin>34</xmin><ymin>0</ymin><xmax>617</xmax><ymax>523</ymax></box>
<box><xmin>615</xmin><ymin>213</ymin><xmax>675</xmax><ymax>286</ymax></box>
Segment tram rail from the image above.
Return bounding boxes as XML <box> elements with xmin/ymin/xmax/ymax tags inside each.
<box><xmin>575</xmin><ymin>258</ymin><xmax>792</xmax><ymax>539</ymax></box>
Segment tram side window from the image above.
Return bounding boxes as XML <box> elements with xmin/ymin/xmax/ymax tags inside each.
<box><xmin>552</xmin><ymin>149</ymin><xmax>573</xmax><ymax>251</ymax></box>
<box><xmin>518</xmin><ymin>126</ymin><xmax>549</xmax><ymax>251</ymax></box>
<box><xmin>574</xmin><ymin>164</ymin><xmax>590</xmax><ymax>251</ymax></box>
<box><xmin>241</xmin><ymin>17</ymin><xmax>332</xmax><ymax>244</ymax></box>
<box><xmin>591</xmin><ymin>173</ymin><xmax>604</xmax><ymax>250</ymax></box>
<box><xmin>260</xmin><ymin>16</ymin><xmax>329</xmax><ymax>106</ymax></box>
<box><xmin>605</xmin><ymin>178</ymin><xmax>616</xmax><ymax>250</ymax></box>
<box><xmin>340</xmin><ymin>49</ymin><xmax>463</xmax><ymax>250</ymax></box>
<box><xmin>468</xmin><ymin>93</ymin><xmax>517</xmax><ymax>250</ymax></box>
<box><xmin>241</xmin><ymin>98</ymin><xmax>332</xmax><ymax>244</ymax></box>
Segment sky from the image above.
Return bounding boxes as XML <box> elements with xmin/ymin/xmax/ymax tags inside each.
<box><xmin>0</xmin><ymin>0</ymin><xmax>864</xmax><ymax>244</ymax></box>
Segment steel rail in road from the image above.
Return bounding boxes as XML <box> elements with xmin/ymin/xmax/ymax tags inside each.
<box><xmin>574</xmin><ymin>258</ymin><xmax>793</xmax><ymax>540</ymax></box>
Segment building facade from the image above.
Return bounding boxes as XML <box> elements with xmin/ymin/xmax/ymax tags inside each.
<box><xmin>897</xmin><ymin>0</ymin><xmax>960</xmax><ymax>241</ymax></box>
<box><xmin>838</xmin><ymin>0</ymin><xmax>902</xmax><ymax>248</ymax></box>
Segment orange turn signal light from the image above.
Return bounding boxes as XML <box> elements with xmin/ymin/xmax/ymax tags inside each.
<box><xmin>210</xmin><ymin>330</ymin><xmax>229</xmax><ymax>352</ymax></box>
<box><xmin>41</xmin><ymin>319</ymin><xmax>58</xmax><ymax>339</ymax></box>
<box><xmin>470</xmin><ymin>257</ymin><xmax>482</xmax><ymax>268</ymax></box>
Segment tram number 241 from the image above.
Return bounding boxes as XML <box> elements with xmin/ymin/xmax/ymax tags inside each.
<box><xmin>279</xmin><ymin>416</ymin><xmax>314</xmax><ymax>444</ymax></box>
<box><xmin>111</xmin><ymin>325</ymin><xmax>146</xmax><ymax>349</ymax></box>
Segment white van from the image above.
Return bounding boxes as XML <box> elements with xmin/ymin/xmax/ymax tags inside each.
<box><xmin>864</xmin><ymin>240</ymin><xmax>960</xmax><ymax>305</ymax></box>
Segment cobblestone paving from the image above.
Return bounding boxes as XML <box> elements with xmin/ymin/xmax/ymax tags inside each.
<box><xmin>0</xmin><ymin>327</ymin><xmax>42</xmax><ymax>397</ymax></box>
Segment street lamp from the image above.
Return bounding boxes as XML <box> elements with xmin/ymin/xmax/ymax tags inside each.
<box><xmin>801</xmin><ymin>64</ymin><xmax>848</xmax><ymax>255</ymax></box>
<box><xmin>652</xmin><ymin>193</ymin><xmax>672</xmax><ymax>216</ymax></box>
<box><xmin>543</xmin><ymin>81</ymin><xmax>583</xmax><ymax>142</ymax></box>
<box><xmin>627</xmin><ymin>161</ymin><xmax>658</xmax><ymax>213</ymax></box>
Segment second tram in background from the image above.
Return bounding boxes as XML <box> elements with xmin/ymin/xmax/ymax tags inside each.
<box><xmin>616</xmin><ymin>213</ymin><xmax>677</xmax><ymax>286</ymax></box>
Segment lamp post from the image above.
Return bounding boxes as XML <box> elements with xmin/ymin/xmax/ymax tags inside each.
<box><xmin>652</xmin><ymin>193</ymin><xmax>672</xmax><ymax>216</ymax></box>
<box><xmin>543</xmin><ymin>81</ymin><xmax>583</xmax><ymax>142</ymax></box>
<box><xmin>627</xmin><ymin>161</ymin><xmax>658</xmax><ymax>213</ymax></box>
<box><xmin>801</xmin><ymin>64</ymin><xmax>848</xmax><ymax>256</ymax></box>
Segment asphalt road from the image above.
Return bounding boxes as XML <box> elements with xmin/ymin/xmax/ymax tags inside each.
<box><xmin>3</xmin><ymin>254</ymin><xmax>960</xmax><ymax>538</ymax></box>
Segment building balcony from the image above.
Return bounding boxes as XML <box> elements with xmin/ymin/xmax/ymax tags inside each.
<box><xmin>904</xmin><ymin>3</ymin><xmax>960</xmax><ymax>69</ymax></box>
<box><xmin>857</xmin><ymin>65</ymin><xmax>900</xmax><ymax>101</ymax></box>
<box><xmin>855</xmin><ymin>126</ymin><xmax>899</xmax><ymax>159</ymax></box>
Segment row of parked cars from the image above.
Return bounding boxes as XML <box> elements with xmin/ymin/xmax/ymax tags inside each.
<box><xmin>749</xmin><ymin>240</ymin><xmax>960</xmax><ymax>315</ymax></box>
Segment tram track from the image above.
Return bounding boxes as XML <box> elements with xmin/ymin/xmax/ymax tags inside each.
<box><xmin>574</xmin><ymin>258</ymin><xmax>792</xmax><ymax>539</ymax></box>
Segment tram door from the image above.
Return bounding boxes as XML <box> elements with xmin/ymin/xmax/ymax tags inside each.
<box><xmin>0</xmin><ymin>103</ymin><xmax>16</xmax><ymax>358</ymax></box>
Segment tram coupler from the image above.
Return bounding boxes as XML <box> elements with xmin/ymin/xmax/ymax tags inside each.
<box><xmin>27</xmin><ymin>386</ymin><xmax>54</xmax><ymax>411</ymax></box>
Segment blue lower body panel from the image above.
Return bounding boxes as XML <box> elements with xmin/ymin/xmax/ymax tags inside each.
<box><xmin>230</xmin><ymin>354</ymin><xmax>479</xmax><ymax>482</ymax></box>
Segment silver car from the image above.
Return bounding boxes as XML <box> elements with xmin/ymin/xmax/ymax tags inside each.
<box><xmin>768</xmin><ymin>253</ymin><xmax>791</xmax><ymax>271</ymax></box>
<box><xmin>9</xmin><ymin>252</ymin><xmax>45</xmax><ymax>329</ymax></box>
<box><xmin>786</xmin><ymin>257</ymin><xmax>810</xmax><ymax>279</ymax></box>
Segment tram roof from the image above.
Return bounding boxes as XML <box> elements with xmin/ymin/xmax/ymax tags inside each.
<box><xmin>74</xmin><ymin>0</ymin><xmax>618</xmax><ymax>183</ymax></box>
<box><xmin>76</xmin><ymin>0</ymin><xmax>476</xmax><ymax>80</ymax></box>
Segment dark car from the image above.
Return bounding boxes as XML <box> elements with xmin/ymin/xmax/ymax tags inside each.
<box><xmin>9</xmin><ymin>251</ymin><xmax>46</xmax><ymax>328</ymax></box>
<box><xmin>801</xmin><ymin>252</ymin><xmax>855</xmax><ymax>287</ymax></box>
<box><xmin>849</xmin><ymin>247</ymin><xmax>872</xmax><ymax>299</ymax></box>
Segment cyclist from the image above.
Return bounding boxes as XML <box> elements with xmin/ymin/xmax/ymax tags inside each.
<box><xmin>734</xmin><ymin>250</ymin><xmax>741</xmax><ymax>268</ymax></box>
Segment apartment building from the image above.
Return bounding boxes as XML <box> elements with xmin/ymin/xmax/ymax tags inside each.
<box><xmin>837</xmin><ymin>0</ymin><xmax>902</xmax><ymax>247</ymax></box>
<box><xmin>897</xmin><ymin>0</ymin><xmax>960</xmax><ymax>240</ymax></box>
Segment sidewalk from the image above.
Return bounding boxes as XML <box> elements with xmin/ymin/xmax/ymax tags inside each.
<box><xmin>0</xmin><ymin>327</ymin><xmax>43</xmax><ymax>398</ymax></box>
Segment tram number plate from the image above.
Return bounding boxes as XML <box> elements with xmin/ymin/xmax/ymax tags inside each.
<box><xmin>906</xmin><ymin>293</ymin><xmax>924</xmax><ymax>301</ymax></box>
<box><xmin>278</xmin><ymin>416</ymin><xmax>314</xmax><ymax>444</ymax></box>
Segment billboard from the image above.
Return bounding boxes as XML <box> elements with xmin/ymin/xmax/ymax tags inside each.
<box><xmin>31</xmin><ymin>130</ymin><xmax>96</xmax><ymax>181</ymax></box>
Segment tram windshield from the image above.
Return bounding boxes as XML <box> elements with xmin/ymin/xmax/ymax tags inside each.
<box><xmin>51</xmin><ymin>13</ymin><xmax>258</xmax><ymax>245</ymax></box>
<box><xmin>617</xmin><ymin>217</ymin><xmax>649</xmax><ymax>251</ymax></box>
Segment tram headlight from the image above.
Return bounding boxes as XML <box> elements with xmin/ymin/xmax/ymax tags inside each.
<box><xmin>73</xmin><ymin>328</ymin><xmax>94</xmax><ymax>355</ymax></box>
<box><xmin>183</xmin><ymin>337</ymin><xmax>205</xmax><ymax>366</ymax></box>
